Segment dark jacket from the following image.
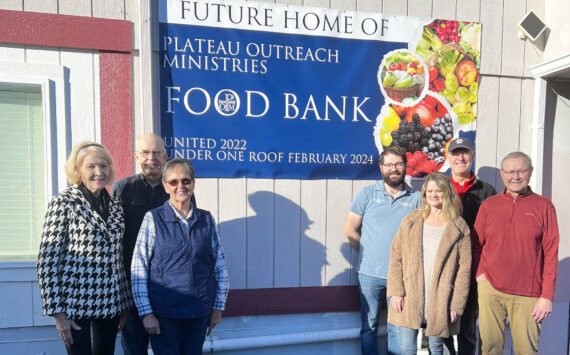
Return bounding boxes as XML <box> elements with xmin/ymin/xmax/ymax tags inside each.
<box><xmin>461</xmin><ymin>177</ymin><xmax>496</xmax><ymax>230</ymax></box>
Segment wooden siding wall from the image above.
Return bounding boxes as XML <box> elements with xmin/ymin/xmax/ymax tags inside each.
<box><xmin>0</xmin><ymin>0</ymin><xmax>544</xmax><ymax>326</ymax></box>
<box><xmin>191</xmin><ymin>0</ymin><xmax>544</xmax><ymax>291</ymax></box>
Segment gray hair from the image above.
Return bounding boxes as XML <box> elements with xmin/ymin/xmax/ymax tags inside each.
<box><xmin>162</xmin><ymin>158</ymin><xmax>195</xmax><ymax>182</ymax></box>
<box><xmin>501</xmin><ymin>151</ymin><xmax>533</xmax><ymax>171</ymax></box>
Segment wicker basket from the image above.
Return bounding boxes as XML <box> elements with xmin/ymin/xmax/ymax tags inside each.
<box><xmin>384</xmin><ymin>84</ymin><xmax>419</xmax><ymax>100</ymax></box>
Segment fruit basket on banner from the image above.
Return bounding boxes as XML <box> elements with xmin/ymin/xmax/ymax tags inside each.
<box><xmin>378</xmin><ymin>49</ymin><xmax>429</xmax><ymax>108</ymax></box>
<box><xmin>374</xmin><ymin>91</ymin><xmax>459</xmax><ymax>178</ymax></box>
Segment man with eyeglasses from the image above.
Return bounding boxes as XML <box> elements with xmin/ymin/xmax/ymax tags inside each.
<box><xmin>443</xmin><ymin>138</ymin><xmax>496</xmax><ymax>355</ymax></box>
<box><xmin>344</xmin><ymin>146</ymin><xmax>421</xmax><ymax>355</ymax></box>
<box><xmin>472</xmin><ymin>151</ymin><xmax>559</xmax><ymax>354</ymax></box>
<box><xmin>112</xmin><ymin>133</ymin><xmax>195</xmax><ymax>355</ymax></box>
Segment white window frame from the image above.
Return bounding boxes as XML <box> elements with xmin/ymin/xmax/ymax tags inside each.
<box><xmin>0</xmin><ymin>62</ymin><xmax>68</xmax><ymax>271</ymax></box>
<box><xmin>529</xmin><ymin>54</ymin><xmax>570</xmax><ymax>195</ymax></box>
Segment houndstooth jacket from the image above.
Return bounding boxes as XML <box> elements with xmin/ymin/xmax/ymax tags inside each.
<box><xmin>37</xmin><ymin>185</ymin><xmax>132</xmax><ymax>319</ymax></box>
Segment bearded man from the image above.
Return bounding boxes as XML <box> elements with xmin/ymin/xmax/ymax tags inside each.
<box><xmin>344</xmin><ymin>146</ymin><xmax>421</xmax><ymax>355</ymax></box>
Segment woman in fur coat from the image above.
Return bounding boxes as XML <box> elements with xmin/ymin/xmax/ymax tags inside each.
<box><xmin>387</xmin><ymin>172</ymin><xmax>471</xmax><ymax>355</ymax></box>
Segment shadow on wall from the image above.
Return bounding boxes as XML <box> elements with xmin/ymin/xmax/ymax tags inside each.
<box><xmin>328</xmin><ymin>242</ymin><xmax>355</xmax><ymax>286</ymax></box>
<box><xmin>217</xmin><ymin>191</ymin><xmax>327</xmax><ymax>289</ymax></box>
<box><xmin>477</xmin><ymin>165</ymin><xmax>503</xmax><ymax>192</ymax></box>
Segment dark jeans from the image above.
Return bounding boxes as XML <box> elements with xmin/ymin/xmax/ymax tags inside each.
<box><xmin>66</xmin><ymin>316</ymin><xmax>120</xmax><ymax>355</ymax></box>
<box><xmin>443</xmin><ymin>282</ymin><xmax>478</xmax><ymax>355</ymax></box>
<box><xmin>150</xmin><ymin>316</ymin><xmax>209</xmax><ymax>355</ymax></box>
<box><xmin>121</xmin><ymin>309</ymin><xmax>150</xmax><ymax>355</ymax></box>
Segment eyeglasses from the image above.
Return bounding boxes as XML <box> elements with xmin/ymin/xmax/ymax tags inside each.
<box><xmin>502</xmin><ymin>169</ymin><xmax>530</xmax><ymax>177</ymax></box>
<box><xmin>166</xmin><ymin>178</ymin><xmax>193</xmax><ymax>187</ymax></box>
<box><xmin>382</xmin><ymin>162</ymin><xmax>405</xmax><ymax>169</ymax></box>
<box><xmin>138</xmin><ymin>150</ymin><xmax>164</xmax><ymax>157</ymax></box>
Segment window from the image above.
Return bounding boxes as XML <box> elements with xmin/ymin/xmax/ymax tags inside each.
<box><xmin>0</xmin><ymin>84</ymin><xmax>46</xmax><ymax>261</ymax></box>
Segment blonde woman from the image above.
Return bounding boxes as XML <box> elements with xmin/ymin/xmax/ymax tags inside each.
<box><xmin>37</xmin><ymin>141</ymin><xmax>130</xmax><ymax>355</ymax></box>
<box><xmin>387</xmin><ymin>172</ymin><xmax>471</xmax><ymax>355</ymax></box>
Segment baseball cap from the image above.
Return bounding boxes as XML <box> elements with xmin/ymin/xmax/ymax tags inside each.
<box><xmin>448</xmin><ymin>137</ymin><xmax>474</xmax><ymax>152</ymax></box>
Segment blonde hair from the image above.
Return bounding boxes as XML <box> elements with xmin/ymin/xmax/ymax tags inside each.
<box><xmin>65</xmin><ymin>141</ymin><xmax>116</xmax><ymax>185</ymax></box>
<box><xmin>418</xmin><ymin>172</ymin><xmax>461</xmax><ymax>220</ymax></box>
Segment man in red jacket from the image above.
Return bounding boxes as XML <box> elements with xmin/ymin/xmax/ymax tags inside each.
<box><xmin>473</xmin><ymin>151</ymin><xmax>559</xmax><ymax>355</ymax></box>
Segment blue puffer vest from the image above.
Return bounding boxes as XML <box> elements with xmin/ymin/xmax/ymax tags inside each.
<box><xmin>148</xmin><ymin>201</ymin><xmax>216</xmax><ymax>319</ymax></box>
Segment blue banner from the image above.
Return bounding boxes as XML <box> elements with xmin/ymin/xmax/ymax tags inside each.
<box><xmin>159</xmin><ymin>0</ymin><xmax>481</xmax><ymax>179</ymax></box>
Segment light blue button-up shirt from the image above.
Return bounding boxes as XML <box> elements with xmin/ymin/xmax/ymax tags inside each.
<box><xmin>350</xmin><ymin>182</ymin><xmax>421</xmax><ymax>279</ymax></box>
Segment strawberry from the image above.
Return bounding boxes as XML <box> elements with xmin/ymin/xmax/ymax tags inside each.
<box><xmin>423</xmin><ymin>95</ymin><xmax>438</xmax><ymax>109</ymax></box>
<box><xmin>428</xmin><ymin>66</ymin><xmax>439</xmax><ymax>82</ymax></box>
<box><xmin>433</xmin><ymin>78</ymin><xmax>446</xmax><ymax>92</ymax></box>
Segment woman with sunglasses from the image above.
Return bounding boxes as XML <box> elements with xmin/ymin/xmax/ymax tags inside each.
<box><xmin>386</xmin><ymin>172</ymin><xmax>472</xmax><ymax>355</ymax></box>
<box><xmin>131</xmin><ymin>158</ymin><xmax>229</xmax><ymax>355</ymax></box>
<box><xmin>37</xmin><ymin>141</ymin><xmax>131</xmax><ymax>354</ymax></box>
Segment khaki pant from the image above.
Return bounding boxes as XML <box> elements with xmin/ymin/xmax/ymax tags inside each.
<box><xmin>477</xmin><ymin>280</ymin><xmax>541</xmax><ymax>355</ymax></box>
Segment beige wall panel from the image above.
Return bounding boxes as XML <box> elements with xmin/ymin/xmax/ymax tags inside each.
<box><xmin>432</xmin><ymin>0</ymin><xmax>455</xmax><ymax>20</ymax></box>
<box><xmin>276</xmin><ymin>0</ymin><xmax>302</xmax><ymax>5</ymax></box>
<box><xmin>304</xmin><ymin>0</ymin><xmax>330</xmax><ymax>9</ymax></box>
<box><xmin>299</xmin><ymin>180</ymin><xmax>327</xmax><ymax>286</ymax></box>
<box><xmin>0</xmin><ymin>282</ymin><xmax>33</xmax><ymax>327</ymax></box>
<box><xmin>325</xmin><ymin>179</ymin><xmax>352</xmax><ymax>286</ymax></box>
<box><xmin>523</xmin><ymin>0</ymin><xmax>545</xmax><ymax>78</ymax></box>
<box><xmin>457</xmin><ymin>0</ymin><xmax>479</xmax><ymax>22</ymax></box>
<box><xmin>383</xmin><ymin>0</ymin><xmax>407</xmax><ymax>16</ymax></box>
<box><xmin>23</xmin><ymin>0</ymin><xmax>57</xmax><ymax>13</ymax></box>
<box><xmin>92</xmin><ymin>0</ymin><xmax>124</xmax><ymax>19</ymax></box>
<box><xmin>331</xmin><ymin>0</ymin><xmax>356</xmax><ymax>11</ymax></box>
<box><xmin>474</xmin><ymin>75</ymin><xmax>500</xmax><ymax>188</ymax></box>
<box><xmin>479</xmin><ymin>0</ymin><xmax>503</xmax><ymax>75</ymax></box>
<box><xmin>407</xmin><ymin>0</ymin><xmax>432</xmax><ymax>19</ymax></box>
<box><xmin>125</xmin><ymin>0</ymin><xmax>139</xmax><ymax>50</ymax></box>
<box><xmin>60</xmin><ymin>50</ymin><xmax>97</xmax><ymax>143</ymax></box>
<box><xmin>357</xmin><ymin>0</ymin><xmax>383</xmax><ymax>13</ymax></box>
<box><xmin>195</xmin><ymin>178</ymin><xmax>219</xmax><ymax>220</ymax></box>
<box><xmin>274</xmin><ymin>179</ymin><xmax>302</xmax><ymax>287</ymax></box>
<box><xmin>500</xmin><ymin>0</ymin><xmax>525</xmax><ymax>77</ymax></box>
<box><xmin>246</xmin><ymin>179</ymin><xmax>275</xmax><ymax>288</ymax></box>
<box><xmin>496</xmin><ymin>77</ymin><xmax>522</xmax><ymax>190</ymax></box>
<box><xmin>0</xmin><ymin>0</ymin><xmax>23</xmax><ymax>10</ymax></box>
<box><xmin>518</xmin><ymin>79</ymin><xmax>535</xmax><ymax>155</ymax></box>
<box><xmin>218</xmin><ymin>178</ymin><xmax>247</xmax><ymax>289</ymax></box>
<box><xmin>32</xmin><ymin>282</ymin><xmax>53</xmax><ymax>326</ymax></box>
<box><xmin>544</xmin><ymin>0</ymin><xmax>570</xmax><ymax>61</ymax></box>
<box><xmin>349</xmin><ymin>179</ymin><xmax>377</xmax><ymax>284</ymax></box>
<box><xmin>25</xmin><ymin>47</ymin><xmax>59</xmax><ymax>65</ymax></box>
<box><xmin>58</xmin><ymin>0</ymin><xmax>91</xmax><ymax>16</ymax></box>
<box><xmin>0</xmin><ymin>45</ymin><xmax>25</xmax><ymax>62</ymax></box>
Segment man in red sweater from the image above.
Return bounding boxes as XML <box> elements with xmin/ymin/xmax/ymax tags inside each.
<box><xmin>473</xmin><ymin>151</ymin><xmax>559</xmax><ymax>355</ymax></box>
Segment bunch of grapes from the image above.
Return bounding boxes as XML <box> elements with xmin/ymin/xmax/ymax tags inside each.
<box><xmin>421</xmin><ymin>114</ymin><xmax>453</xmax><ymax>165</ymax></box>
<box><xmin>390</xmin><ymin>114</ymin><xmax>431</xmax><ymax>153</ymax></box>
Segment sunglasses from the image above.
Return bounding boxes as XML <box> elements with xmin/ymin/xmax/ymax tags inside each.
<box><xmin>166</xmin><ymin>178</ymin><xmax>193</xmax><ymax>187</ymax></box>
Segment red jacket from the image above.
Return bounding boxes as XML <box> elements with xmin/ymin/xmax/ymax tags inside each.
<box><xmin>472</xmin><ymin>189</ymin><xmax>559</xmax><ymax>300</ymax></box>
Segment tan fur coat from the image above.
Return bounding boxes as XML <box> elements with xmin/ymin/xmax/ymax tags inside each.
<box><xmin>387</xmin><ymin>210</ymin><xmax>471</xmax><ymax>337</ymax></box>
